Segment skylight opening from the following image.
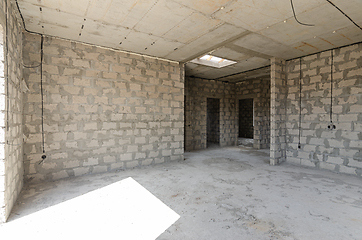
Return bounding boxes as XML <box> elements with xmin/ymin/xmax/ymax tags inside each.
<box><xmin>190</xmin><ymin>54</ymin><xmax>237</xmax><ymax>68</ymax></box>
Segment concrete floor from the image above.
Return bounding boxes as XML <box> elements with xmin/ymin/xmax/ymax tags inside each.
<box><xmin>1</xmin><ymin>146</ymin><xmax>362</xmax><ymax>240</ymax></box>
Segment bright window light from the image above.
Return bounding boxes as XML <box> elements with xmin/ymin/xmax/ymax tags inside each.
<box><xmin>190</xmin><ymin>54</ymin><xmax>237</xmax><ymax>68</ymax></box>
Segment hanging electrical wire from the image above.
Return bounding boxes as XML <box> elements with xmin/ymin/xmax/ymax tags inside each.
<box><xmin>326</xmin><ymin>0</ymin><xmax>362</xmax><ymax>31</ymax></box>
<box><xmin>298</xmin><ymin>58</ymin><xmax>302</xmax><ymax>149</ymax></box>
<box><xmin>15</xmin><ymin>0</ymin><xmax>47</xmax><ymax>163</ymax></box>
<box><xmin>290</xmin><ymin>0</ymin><xmax>315</xmax><ymax>27</ymax></box>
<box><xmin>39</xmin><ymin>35</ymin><xmax>46</xmax><ymax>164</ymax></box>
<box><xmin>328</xmin><ymin>50</ymin><xmax>336</xmax><ymax>130</ymax></box>
<box><xmin>15</xmin><ymin>0</ymin><xmax>43</xmax><ymax>69</ymax></box>
<box><xmin>330</xmin><ymin>50</ymin><xmax>333</xmax><ymax>123</ymax></box>
<box><xmin>22</xmin><ymin>63</ymin><xmax>42</xmax><ymax>68</ymax></box>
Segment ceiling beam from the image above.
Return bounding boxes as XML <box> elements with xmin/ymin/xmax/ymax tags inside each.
<box><xmin>224</xmin><ymin>43</ymin><xmax>272</xmax><ymax>59</ymax></box>
<box><xmin>181</xmin><ymin>30</ymin><xmax>252</xmax><ymax>63</ymax></box>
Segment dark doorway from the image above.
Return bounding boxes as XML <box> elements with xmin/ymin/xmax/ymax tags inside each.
<box><xmin>207</xmin><ymin>98</ymin><xmax>220</xmax><ymax>147</ymax></box>
<box><xmin>239</xmin><ymin>99</ymin><xmax>254</xmax><ymax>138</ymax></box>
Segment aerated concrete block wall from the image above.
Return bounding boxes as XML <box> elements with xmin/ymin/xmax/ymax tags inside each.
<box><xmin>270</xmin><ymin>58</ymin><xmax>287</xmax><ymax>165</ymax></box>
<box><xmin>235</xmin><ymin>78</ymin><xmax>270</xmax><ymax>149</ymax></box>
<box><xmin>185</xmin><ymin>77</ymin><xmax>237</xmax><ymax>151</ymax></box>
<box><xmin>0</xmin><ymin>0</ymin><xmax>24</xmax><ymax>222</ymax></box>
<box><xmin>23</xmin><ymin>33</ymin><xmax>184</xmax><ymax>183</ymax></box>
<box><xmin>286</xmin><ymin>44</ymin><xmax>362</xmax><ymax>177</ymax></box>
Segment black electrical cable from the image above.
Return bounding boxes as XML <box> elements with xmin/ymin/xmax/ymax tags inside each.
<box><xmin>326</xmin><ymin>0</ymin><xmax>362</xmax><ymax>31</ymax></box>
<box><xmin>298</xmin><ymin>58</ymin><xmax>302</xmax><ymax>149</ymax></box>
<box><xmin>40</xmin><ymin>35</ymin><xmax>45</xmax><ymax>154</ymax></box>
<box><xmin>15</xmin><ymin>0</ymin><xmax>41</xmax><ymax>36</ymax></box>
<box><xmin>15</xmin><ymin>0</ymin><xmax>47</xmax><ymax>162</ymax></box>
<box><xmin>290</xmin><ymin>0</ymin><xmax>315</xmax><ymax>27</ymax></box>
<box><xmin>15</xmin><ymin>0</ymin><xmax>43</xmax><ymax>69</ymax></box>
<box><xmin>330</xmin><ymin>51</ymin><xmax>334</xmax><ymax>123</ymax></box>
<box><xmin>327</xmin><ymin>50</ymin><xmax>336</xmax><ymax>130</ymax></box>
<box><xmin>39</xmin><ymin>35</ymin><xmax>46</xmax><ymax>164</ymax></box>
<box><xmin>22</xmin><ymin>63</ymin><xmax>42</xmax><ymax>68</ymax></box>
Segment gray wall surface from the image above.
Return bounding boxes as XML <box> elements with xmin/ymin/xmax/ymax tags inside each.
<box><xmin>285</xmin><ymin>44</ymin><xmax>362</xmax><ymax>176</ymax></box>
<box><xmin>185</xmin><ymin>77</ymin><xmax>270</xmax><ymax>151</ymax></box>
<box><xmin>185</xmin><ymin>77</ymin><xmax>237</xmax><ymax>151</ymax></box>
<box><xmin>0</xmin><ymin>0</ymin><xmax>24</xmax><ymax>222</ymax></box>
<box><xmin>236</xmin><ymin>78</ymin><xmax>270</xmax><ymax>149</ymax></box>
<box><xmin>22</xmin><ymin>33</ymin><xmax>184</xmax><ymax>183</ymax></box>
<box><xmin>270</xmin><ymin>58</ymin><xmax>287</xmax><ymax>165</ymax></box>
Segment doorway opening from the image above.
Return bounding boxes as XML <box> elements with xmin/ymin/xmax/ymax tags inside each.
<box><xmin>207</xmin><ymin>98</ymin><xmax>220</xmax><ymax>148</ymax></box>
<box><xmin>238</xmin><ymin>99</ymin><xmax>254</xmax><ymax>147</ymax></box>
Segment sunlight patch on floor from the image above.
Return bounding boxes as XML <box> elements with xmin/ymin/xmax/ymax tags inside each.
<box><xmin>0</xmin><ymin>177</ymin><xmax>180</xmax><ymax>240</ymax></box>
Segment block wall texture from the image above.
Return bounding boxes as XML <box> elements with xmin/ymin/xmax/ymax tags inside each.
<box><xmin>185</xmin><ymin>77</ymin><xmax>237</xmax><ymax>151</ymax></box>
<box><xmin>238</xmin><ymin>98</ymin><xmax>253</xmax><ymax>138</ymax></box>
<box><xmin>0</xmin><ymin>0</ymin><xmax>24</xmax><ymax>222</ymax></box>
<box><xmin>270</xmin><ymin>58</ymin><xmax>287</xmax><ymax>165</ymax></box>
<box><xmin>286</xmin><ymin>44</ymin><xmax>362</xmax><ymax>177</ymax></box>
<box><xmin>235</xmin><ymin>78</ymin><xmax>270</xmax><ymax>149</ymax></box>
<box><xmin>207</xmin><ymin>98</ymin><xmax>220</xmax><ymax>144</ymax></box>
<box><xmin>22</xmin><ymin>32</ymin><xmax>184</xmax><ymax>183</ymax></box>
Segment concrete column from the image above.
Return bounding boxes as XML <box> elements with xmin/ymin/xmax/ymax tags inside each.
<box><xmin>270</xmin><ymin>58</ymin><xmax>287</xmax><ymax>165</ymax></box>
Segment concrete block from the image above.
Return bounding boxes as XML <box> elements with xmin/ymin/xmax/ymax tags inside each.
<box><xmin>339</xmin><ymin>165</ymin><xmax>357</xmax><ymax>175</ymax></box>
<box><xmin>154</xmin><ymin>158</ymin><xmax>165</xmax><ymax>164</ymax></box>
<box><xmin>348</xmin><ymin>159</ymin><xmax>362</xmax><ymax>168</ymax></box>
<box><xmin>103</xmin><ymin>156</ymin><xmax>116</xmax><ymax>163</ymax></box>
<box><xmin>74</xmin><ymin>78</ymin><xmax>90</xmax><ymax>86</ymax></box>
<box><xmin>121</xmin><ymin>153</ymin><xmax>133</xmax><ymax>161</ymax></box>
<box><xmin>92</xmin><ymin>147</ymin><xmax>107</xmax><ymax>154</ymax></box>
<box><xmin>126</xmin><ymin>161</ymin><xmax>139</xmax><ymax>169</ymax></box>
<box><xmin>327</xmin><ymin>156</ymin><xmax>344</xmax><ymax>165</ymax></box>
<box><xmin>63</xmin><ymin>68</ymin><xmax>81</xmax><ymax>76</ymax></box>
<box><xmin>162</xmin><ymin>150</ymin><xmax>172</xmax><ymax>156</ymax></box>
<box><xmin>74</xmin><ymin>167</ymin><xmax>89</xmax><ymax>177</ymax></box>
<box><xmin>93</xmin><ymin>61</ymin><xmax>109</xmax><ymax>71</ymax></box>
<box><xmin>52</xmin><ymin>57</ymin><xmax>70</xmax><ymax>65</ymax></box>
<box><xmin>135</xmin><ymin>153</ymin><xmax>146</xmax><ymax>159</ymax></box>
<box><xmin>92</xmin><ymin>166</ymin><xmax>107</xmax><ymax>174</ymax></box>
<box><xmin>127</xmin><ymin>145</ymin><xmax>138</xmax><ymax>152</ymax></box>
<box><xmin>83</xmin><ymin>158</ymin><xmax>98</xmax><ymax>166</ymax></box>
<box><xmin>64</xmin><ymin>161</ymin><xmax>80</xmax><ymax>168</ymax></box>
<box><xmin>103</xmin><ymin>122</ymin><xmax>117</xmax><ymax>130</ymax></box>
<box><xmin>319</xmin><ymin>162</ymin><xmax>336</xmax><ymax>171</ymax></box>
<box><xmin>287</xmin><ymin>157</ymin><xmax>301</xmax><ymax>165</ymax></box>
<box><xmin>135</xmin><ymin>137</ymin><xmax>146</xmax><ymax>144</ymax></box>
<box><xmin>52</xmin><ymin>170</ymin><xmax>69</xmax><ymax>180</ymax></box>
<box><xmin>103</xmin><ymin>72</ymin><xmax>117</xmax><ymax>79</ymax></box>
<box><xmin>111</xmin><ymin>162</ymin><xmax>124</xmax><ymax>170</ymax></box>
<box><xmin>141</xmin><ymin>158</ymin><xmax>153</xmax><ymax>166</ymax></box>
<box><xmin>84</xmin><ymin>122</ymin><xmax>97</xmax><ymax>131</ymax></box>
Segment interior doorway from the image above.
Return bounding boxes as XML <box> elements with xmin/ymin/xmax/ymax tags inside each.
<box><xmin>239</xmin><ymin>99</ymin><xmax>254</xmax><ymax>147</ymax></box>
<box><xmin>207</xmin><ymin>98</ymin><xmax>220</xmax><ymax>148</ymax></box>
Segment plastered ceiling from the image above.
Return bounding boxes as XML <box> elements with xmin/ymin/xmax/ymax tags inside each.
<box><xmin>17</xmin><ymin>0</ymin><xmax>362</xmax><ymax>81</ymax></box>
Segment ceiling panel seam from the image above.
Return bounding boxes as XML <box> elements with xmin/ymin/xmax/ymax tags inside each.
<box><xmin>128</xmin><ymin>0</ymin><xmax>160</xmax><ymax>39</ymax></box>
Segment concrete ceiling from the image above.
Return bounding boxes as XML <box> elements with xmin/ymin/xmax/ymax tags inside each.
<box><xmin>17</xmin><ymin>0</ymin><xmax>362</xmax><ymax>81</ymax></box>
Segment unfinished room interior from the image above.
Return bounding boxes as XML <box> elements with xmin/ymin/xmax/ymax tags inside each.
<box><xmin>1</xmin><ymin>0</ymin><xmax>362</xmax><ymax>239</ymax></box>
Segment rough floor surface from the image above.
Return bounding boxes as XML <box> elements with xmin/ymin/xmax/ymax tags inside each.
<box><xmin>1</xmin><ymin>146</ymin><xmax>361</xmax><ymax>240</ymax></box>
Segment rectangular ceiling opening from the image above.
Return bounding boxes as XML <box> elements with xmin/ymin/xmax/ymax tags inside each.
<box><xmin>190</xmin><ymin>54</ymin><xmax>237</xmax><ymax>68</ymax></box>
